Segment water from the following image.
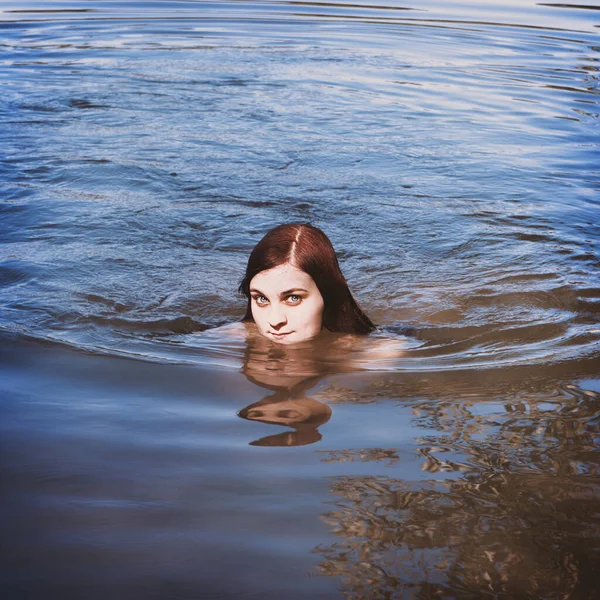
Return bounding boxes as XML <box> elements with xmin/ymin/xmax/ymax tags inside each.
<box><xmin>1</xmin><ymin>1</ymin><xmax>599</xmax><ymax>598</ymax></box>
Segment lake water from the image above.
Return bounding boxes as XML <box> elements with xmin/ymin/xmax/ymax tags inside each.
<box><xmin>1</xmin><ymin>1</ymin><xmax>599</xmax><ymax>598</ymax></box>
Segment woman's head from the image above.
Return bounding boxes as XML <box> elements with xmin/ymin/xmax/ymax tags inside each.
<box><xmin>239</xmin><ymin>223</ymin><xmax>375</xmax><ymax>344</ymax></box>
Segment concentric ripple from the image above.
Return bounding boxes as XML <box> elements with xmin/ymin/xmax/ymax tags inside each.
<box><xmin>0</xmin><ymin>0</ymin><xmax>599</xmax><ymax>374</ymax></box>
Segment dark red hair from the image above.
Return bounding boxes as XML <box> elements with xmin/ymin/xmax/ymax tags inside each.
<box><xmin>239</xmin><ymin>223</ymin><xmax>375</xmax><ymax>334</ymax></box>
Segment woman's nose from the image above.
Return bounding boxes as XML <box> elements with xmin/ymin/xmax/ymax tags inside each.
<box><xmin>268</xmin><ymin>306</ymin><xmax>288</xmax><ymax>329</ymax></box>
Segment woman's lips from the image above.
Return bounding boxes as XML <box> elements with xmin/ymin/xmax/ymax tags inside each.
<box><xmin>270</xmin><ymin>331</ymin><xmax>292</xmax><ymax>338</ymax></box>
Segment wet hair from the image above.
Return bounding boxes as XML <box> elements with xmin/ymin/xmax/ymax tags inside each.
<box><xmin>239</xmin><ymin>223</ymin><xmax>375</xmax><ymax>334</ymax></box>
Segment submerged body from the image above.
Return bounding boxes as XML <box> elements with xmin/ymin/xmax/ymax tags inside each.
<box><xmin>215</xmin><ymin>320</ymin><xmax>407</xmax><ymax>386</ymax></box>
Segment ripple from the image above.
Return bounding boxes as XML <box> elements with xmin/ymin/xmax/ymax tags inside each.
<box><xmin>0</xmin><ymin>0</ymin><xmax>599</xmax><ymax>375</ymax></box>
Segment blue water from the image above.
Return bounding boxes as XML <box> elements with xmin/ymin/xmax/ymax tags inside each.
<box><xmin>1</xmin><ymin>1</ymin><xmax>600</xmax><ymax>598</ymax></box>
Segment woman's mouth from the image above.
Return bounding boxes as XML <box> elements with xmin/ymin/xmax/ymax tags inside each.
<box><xmin>270</xmin><ymin>331</ymin><xmax>293</xmax><ymax>338</ymax></box>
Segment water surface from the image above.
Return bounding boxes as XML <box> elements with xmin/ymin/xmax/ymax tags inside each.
<box><xmin>1</xmin><ymin>1</ymin><xmax>599</xmax><ymax>598</ymax></box>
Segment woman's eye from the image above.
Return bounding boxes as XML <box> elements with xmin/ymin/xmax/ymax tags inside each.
<box><xmin>286</xmin><ymin>295</ymin><xmax>301</xmax><ymax>305</ymax></box>
<box><xmin>253</xmin><ymin>295</ymin><xmax>269</xmax><ymax>306</ymax></box>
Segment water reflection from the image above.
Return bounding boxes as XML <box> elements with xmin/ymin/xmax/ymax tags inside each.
<box><xmin>314</xmin><ymin>379</ymin><xmax>600</xmax><ymax>598</ymax></box>
<box><xmin>234</xmin><ymin>328</ymin><xmax>600</xmax><ymax>592</ymax></box>
<box><xmin>237</xmin><ymin>330</ymin><xmax>337</xmax><ymax>446</ymax></box>
<box><xmin>239</xmin><ymin>394</ymin><xmax>331</xmax><ymax>446</ymax></box>
<box><xmin>236</xmin><ymin>325</ymin><xmax>412</xmax><ymax>445</ymax></box>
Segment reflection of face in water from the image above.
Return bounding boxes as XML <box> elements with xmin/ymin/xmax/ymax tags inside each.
<box><xmin>238</xmin><ymin>395</ymin><xmax>332</xmax><ymax>447</ymax></box>
<box><xmin>238</xmin><ymin>333</ymin><xmax>336</xmax><ymax>446</ymax></box>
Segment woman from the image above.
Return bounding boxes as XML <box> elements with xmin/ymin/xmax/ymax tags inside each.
<box><xmin>239</xmin><ymin>223</ymin><xmax>375</xmax><ymax>345</ymax></box>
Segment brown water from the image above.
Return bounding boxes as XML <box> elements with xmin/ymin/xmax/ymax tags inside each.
<box><xmin>1</xmin><ymin>0</ymin><xmax>600</xmax><ymax>598</ymax></box>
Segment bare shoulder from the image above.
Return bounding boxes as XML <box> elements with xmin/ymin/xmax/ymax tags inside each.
<box><xmin>330</xmin><ymin>331</ymin><xmax>407</xmax><ymax>360</ymax></box>
<box><xmin>366</xmin><ymin>333</ymin><xmax>408</xmax><ymax>356</ymax></box>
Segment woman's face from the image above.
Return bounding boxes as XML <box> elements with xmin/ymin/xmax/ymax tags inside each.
<box><xmin>249</xmin><ymin>263</ymin><xmax>324</xmax><ymax>345</ymax></box>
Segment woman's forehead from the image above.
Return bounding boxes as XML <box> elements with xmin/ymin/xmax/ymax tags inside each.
<box><xmin>250</xmin><ymin>263</ymin><xmax>316</xmax><ymax>292</ymax></box>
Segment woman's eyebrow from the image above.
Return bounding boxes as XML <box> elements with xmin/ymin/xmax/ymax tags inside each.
<box><xmin>249</xmin><ymin>287</ymin><xmax>308</xmax><ymax>296</ymax></box>
<box><xmin>280</xmin><ymin>288</ymin><xmax>308</xmax><ymax>296</ymax></box>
